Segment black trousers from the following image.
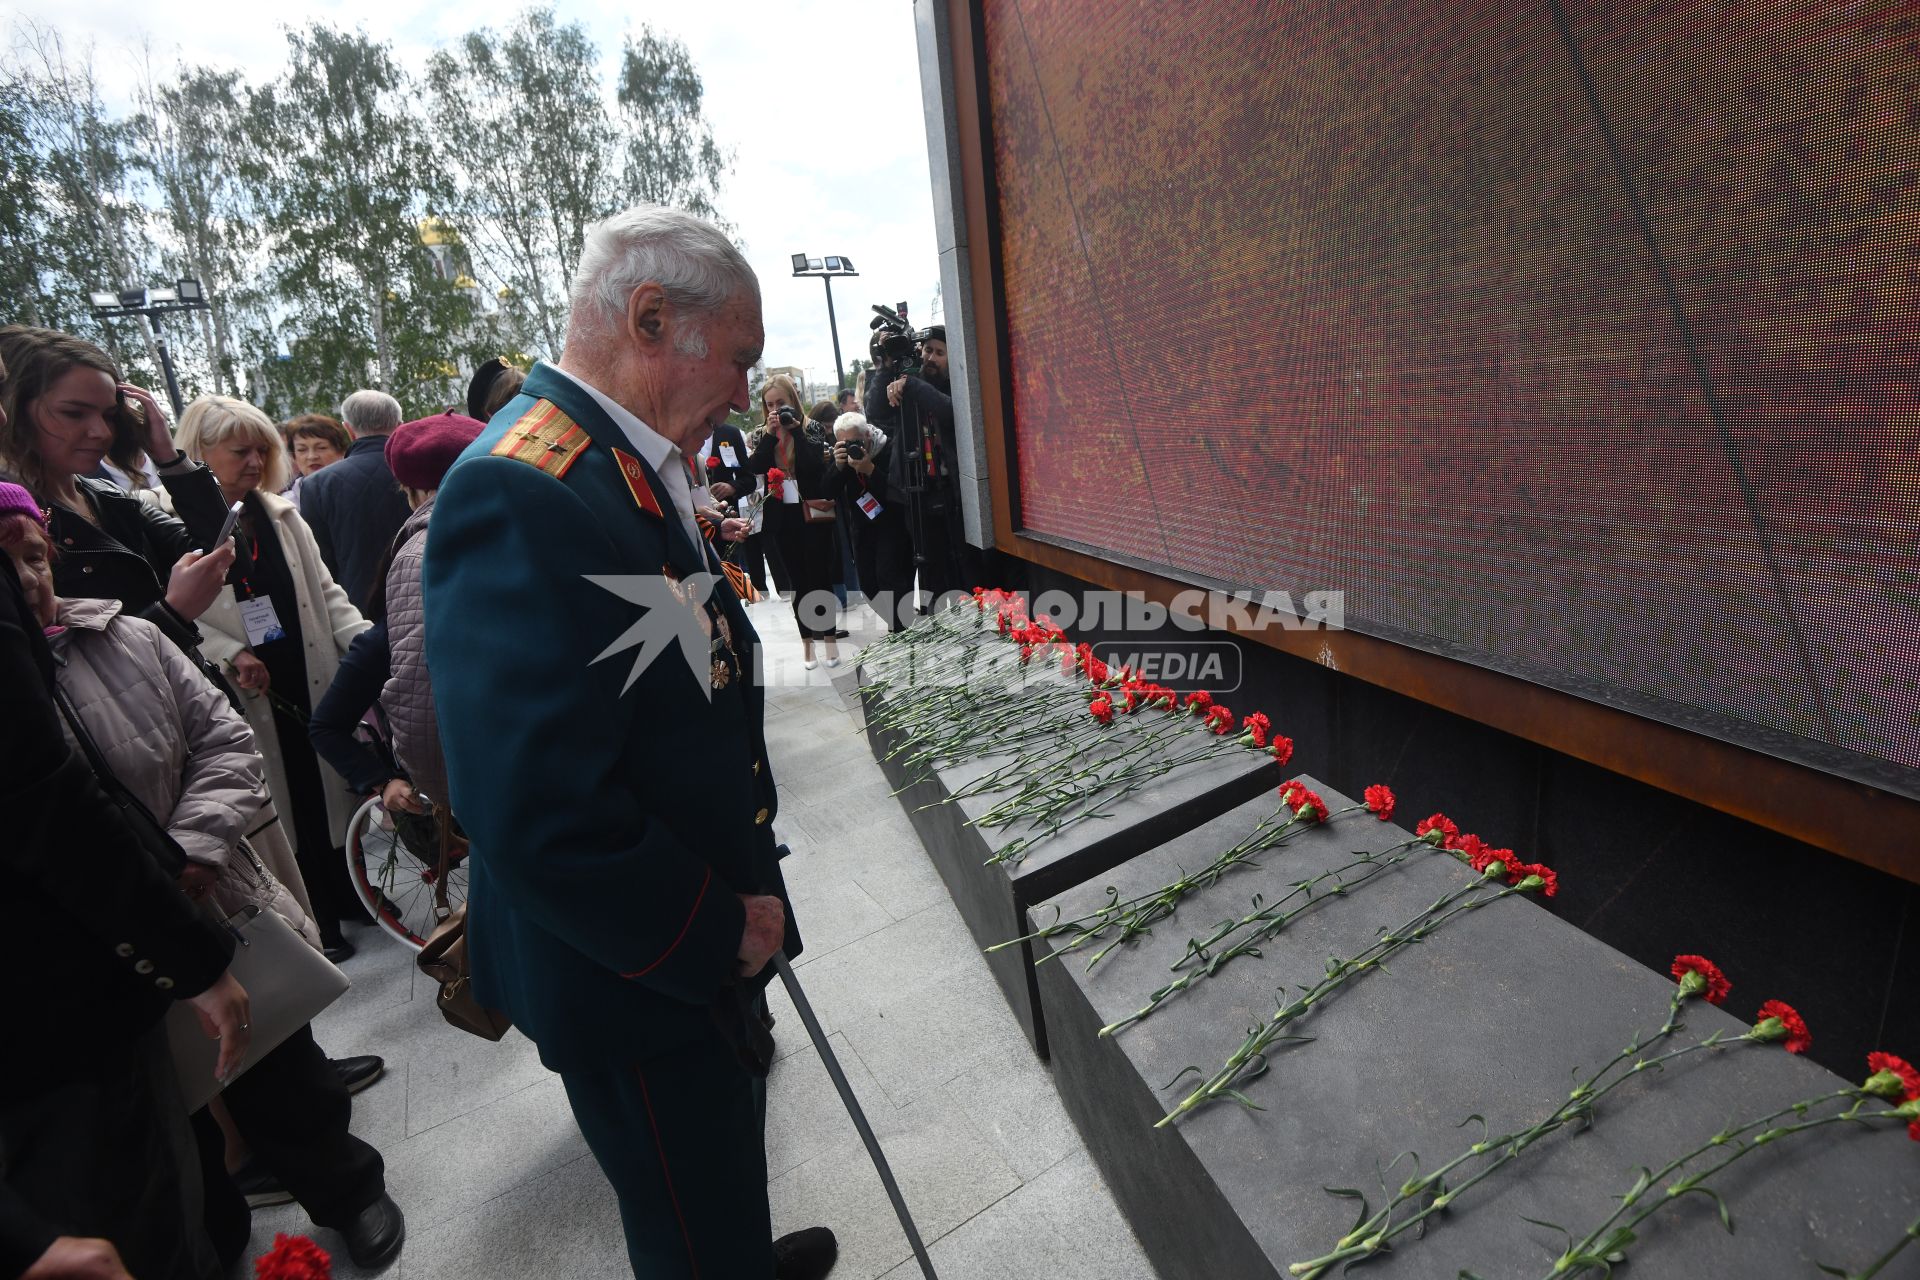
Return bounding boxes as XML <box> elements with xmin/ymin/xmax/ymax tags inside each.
<box><xmin>768</xmin><ymin>506</ymin><xmax>841</xmax><ymax>640</ymax></box>
<box><xmin>193</xmin><ymin>1023</ymin><xmax>386</xmax><ymax>1267</ymax></box>
<box><xmin>272</xmin><ymin>702</ymin><xmax>357</xmax><ymax>942</ymax></box>
<box><xmin>739</xmin><ymin>531</ymin><xmax>790</xmax><ymax>595</ymax></box>
<box><xmin>853</xmin><ymin>518</ymin><xmax>916</xmax><ymax>632</ymax></box>
<box><xmin>561</xmin><ymin>1031</ymin><xmax>771</xmax><ymax>1279</ymax></box>
<box><xmin>0</xmin><ymin>1023</ymin><xmax>221</xmax><ymax>1280</ymax></box>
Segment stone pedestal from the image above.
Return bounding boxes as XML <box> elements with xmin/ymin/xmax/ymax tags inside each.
<box><xmin>1035</xmin><ymin>778</ymin><xmax>1920</xmax><ymax>1279</ymax></box>
<box><xmin>858</xmin><ymin>663</ymin><xmax>1280</xmax><ymax>1056</ymax></box>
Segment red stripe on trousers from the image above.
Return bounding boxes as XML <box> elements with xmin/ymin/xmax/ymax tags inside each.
<box><xmin>636</xmin><ymin>1066</ymin><xmax>701</xmax><ymax>1279</ymax></box>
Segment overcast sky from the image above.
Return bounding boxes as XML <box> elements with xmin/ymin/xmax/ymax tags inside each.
<box><xmin>26</xmin><ymin>0</ymin><xmax>942</xmax><ymax>389</ymax></box>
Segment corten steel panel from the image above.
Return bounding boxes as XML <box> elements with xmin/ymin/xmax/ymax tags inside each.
<box><xmin>935</xmin><ymin>0</ymin><xmax>1920</xmax><ymax>879</ymax></box>
<box><xmin>1036</xmin><ymin>778</ymin><xmax>1920</xmax><ymax>1280</ymax></box>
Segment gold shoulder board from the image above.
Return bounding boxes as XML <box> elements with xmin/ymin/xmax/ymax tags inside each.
<box><xmin>490</xmin><ymin>401</ymin><xmax>589</xmax><ymax>479</ymax></box>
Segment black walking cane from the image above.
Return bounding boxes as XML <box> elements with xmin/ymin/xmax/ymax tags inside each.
<box><xmin>774</xmin><ymin>951</ymin><xmax>940</xmax><ymax>1280</ymax></box>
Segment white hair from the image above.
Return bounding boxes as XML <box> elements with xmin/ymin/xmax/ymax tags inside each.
<box><xmin>339</xmin><ymin>389</ymin><xmax>402</xmax><ymax>436</ymax></box>
<box><xmin>569</xmin><ymin>205</ymin><xmax>758</xmax><ymax>341</ymax></box>
<box><xmin>833</xmin><ymin>411</ymin><xmax>885</xmax><ymax>451</ymax></box>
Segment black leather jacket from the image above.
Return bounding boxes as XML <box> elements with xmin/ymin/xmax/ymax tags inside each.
<box><xmin>44</xmin><ymin>464</ymin><xmax>228</xmax><ymax>653</ymax></box>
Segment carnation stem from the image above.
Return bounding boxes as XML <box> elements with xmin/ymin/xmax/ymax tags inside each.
<box><xmin>1544</xmin><ymin>1088</ymin><xmax>1890</xmax><ymax>1278</ymax></box>
<box><xmin>1835</xmin><ymin>1211</ymin><xmax>1920</xmax><ymax>1280</ymax></box>
<box><xmin>1158</xmin><ymin>873</ymin><xmax>1532</xmax><ymax>1126</ymax></box>
<box><xmin>1099</xmin><ymin>840</ymin><xmax>1423</xmax><ymax>1036</ymax></box>
<box><xmin>1289</xmin><ymin>986</ymin><xmax>1756</xmax><ymax>1278</ymax></box>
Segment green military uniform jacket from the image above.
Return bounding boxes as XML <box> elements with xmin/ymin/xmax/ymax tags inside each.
<box><xmin>423</xmin><ymin>362</ymin><xmax>798</xmax><ymax>1071</ymax></box>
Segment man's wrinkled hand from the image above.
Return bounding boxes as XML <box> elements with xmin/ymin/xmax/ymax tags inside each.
<box><xmin>736</xmin><ymin>894</ymin><xmax>785</xmax><ymax>977</ymax></box>
<box><xmin>887</xmin><ymin>376</ymin><xmax>907</xmax><ymax>407</ymax></box>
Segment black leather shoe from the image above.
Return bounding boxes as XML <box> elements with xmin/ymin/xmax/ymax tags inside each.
<box><xmin>340</xmin><ymin>1192</ymin><xmax>405</xmax><ymax>1270</ymax></box>
<box><xmin>831</xmin><ymin>628</ymin><xmax>849</xmax><ymax>638</ymax></box>
<box><xmin>774</xmin><ymin>1226</ymin><xmax>838</xmax><ymax>1280</ymax></box>
<box><xmin>334</xmin><ymin>1054</ymin><xmax>385</xmax><ymax>1095</ymax></box>
<box><xmin>322</xmin><ymin>937</ymin><xmax>356</xmax><ymax>964</ymax></box>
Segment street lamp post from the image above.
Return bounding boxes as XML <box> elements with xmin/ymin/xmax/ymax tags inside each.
<box><xmin>791</xmin><ymin>254</ymin><xmax>859</xmax><ymax>394</ymax></box>
<box><xmin>90</xmin><ymin>279</ymin><xmax>213</xmax><ymax>418</ymax></box>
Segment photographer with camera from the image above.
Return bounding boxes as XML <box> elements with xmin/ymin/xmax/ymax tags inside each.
<box><xmin>825</xmin><ymin>412</ymin><xmax>913</xmax><ymax>632</ymax></box>
<box><xmin>749</xmin><ymin>375</ymin><xmax>841</xmax><ymax>669</ymax></box>
<box><xmin>863</xmin><ymin>316</ymin><xmax>976</xmax><ymax>611</ymax></box>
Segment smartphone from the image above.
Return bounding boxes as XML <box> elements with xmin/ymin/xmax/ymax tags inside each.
<box><xmin>215</xmin><ymin>500</ymin><xmax>245</xmax><ymax>546</ymax></box>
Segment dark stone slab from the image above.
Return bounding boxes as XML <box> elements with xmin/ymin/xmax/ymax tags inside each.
<box><xmin>1036</xmin><ymin>777</ymin><xmax>1920</xmax><ymax>1280</ymax></box>
<box><xmin>857</xmin><ymin>660</ymin><xmax>1281</xmax><ymax>1056</ymax></box>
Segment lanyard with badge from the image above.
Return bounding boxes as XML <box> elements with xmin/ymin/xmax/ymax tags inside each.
<box><xmin>228</xmin><ymin>501</ymin><xmax>288</xmax><ymax>647</ymax></box>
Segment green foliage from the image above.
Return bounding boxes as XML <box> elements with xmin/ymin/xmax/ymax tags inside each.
<box><xmin>2</xmin><ymin>9</ymin><xmax>731</xmax><ymax>420</ymax></box>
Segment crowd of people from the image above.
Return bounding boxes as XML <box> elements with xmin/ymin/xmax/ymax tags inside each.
<box><xmin>0</xmin><ymin>203</ymin><xmax>993</xmax><ymax>1280</ymax></box>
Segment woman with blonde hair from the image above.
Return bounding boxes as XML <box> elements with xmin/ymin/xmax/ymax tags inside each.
<box><xmin>172</xmin><ymin>395</ymin><xmax>372</xmax><ymax>961</ymax></box>
<box><xmin>750</xmin><ymin>373</ymin><xmax>841</xmax><ymax>667</ymax></box>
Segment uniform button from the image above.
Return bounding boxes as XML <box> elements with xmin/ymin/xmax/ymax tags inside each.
<box><xmin>156</xmin><ymin>977</ymin><xmax>174</xmax><ymax>990</ymax></box>
<box><xmin>134</xmin><ymin>959</ymin><xmax>155</xmax><ymax>974</ymax></box>
<box><xmin>115</xmin><ymin>942</ymin><xmax>135</xmax><ymax>957</ymax></box>
<box><xmin>752</xmin><ymin>760</ymin><xmax>761</xmax><ymax>775</ymax></box>
<box><xmin>754</xmin><ymin>807</ymin><xmax>769</xmax><ymax>825</ymax></box>
<box><xmin>62</xmin><ymin>537</ymin><xmax>74</xmax><ymax>546</ymax></box>
<box><xmin>82</xmin><ymin>565</ymin><xmax>95</xmax><ymax>574</ymax></box>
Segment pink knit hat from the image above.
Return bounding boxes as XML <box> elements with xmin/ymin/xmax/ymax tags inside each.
<box><xmin>0</xmin><ymin>481</ymin><xmax>48</xmax><ymax>530</ymax></box>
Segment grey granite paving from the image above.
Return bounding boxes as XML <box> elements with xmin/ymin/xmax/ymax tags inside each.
<box><xmin>243</xmin><ymin>595</ymin><xmax>1159</xmax><ymax>1279</ymax></box>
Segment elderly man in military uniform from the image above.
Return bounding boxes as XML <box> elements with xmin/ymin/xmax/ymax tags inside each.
<box><xmin>424</xmin><ymin>205</ymin><xmax>836</xmax><ymax>1279</ymax></box>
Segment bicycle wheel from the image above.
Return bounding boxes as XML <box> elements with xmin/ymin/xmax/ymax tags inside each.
<box><xmin>343</xmin><ymin>796</ymin><xmax>469</xmax><ymax>951</ymax></box>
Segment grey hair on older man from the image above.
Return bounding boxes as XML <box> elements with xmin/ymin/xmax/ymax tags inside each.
<box><xmin>568</xmin><ymin>205</ymin><xmax>758</xmax><ymax>356</ymax></box>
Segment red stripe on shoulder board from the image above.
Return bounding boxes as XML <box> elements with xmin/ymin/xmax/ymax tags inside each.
<box><xmin>622</xmin><ymin>867</ymin><xmax>713</xmax><ymax>980</ymax></box>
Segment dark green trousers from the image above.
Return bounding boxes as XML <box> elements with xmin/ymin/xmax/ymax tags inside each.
<box><xmin>561</xmin><ymin>1030</ymin><xmax>773</xmax><ymax>1279</ymax></box>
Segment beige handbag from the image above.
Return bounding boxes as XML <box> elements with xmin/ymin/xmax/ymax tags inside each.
<box><xmin>167</xmin><ymin>903</ymin><xmax>350</xmax><ymax>1111</ymax></box>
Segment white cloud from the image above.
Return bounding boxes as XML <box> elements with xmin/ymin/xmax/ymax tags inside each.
<box><xmin>15</xmin><ymin>0</ymin><xmax>941</xmax><ymax>388</ymax></box>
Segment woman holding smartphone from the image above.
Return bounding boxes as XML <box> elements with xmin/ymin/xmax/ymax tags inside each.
<box><xmin>0</xmin><ymin>325</ymin><xmax>236</xmax><ymax>653</ymax></box>
<box><xmin>750</xmin><ymin>373</ymin><xmax>841</xmax><ymax>668</ymax></box>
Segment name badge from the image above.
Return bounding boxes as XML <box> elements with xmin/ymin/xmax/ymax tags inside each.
<box><xmin>718</xmin><ymin>443</ymin><xmax>740</xmax><ymax>468</ymax></box>
<box><xmin>239</xmin><ymin>595</ymin><xmax>287</xmax><ymax>646</ymax></box>
<box><xmin>856</xmin><ymin>492</ymin><xmax>883</xmax><ymax>520</ymax></box>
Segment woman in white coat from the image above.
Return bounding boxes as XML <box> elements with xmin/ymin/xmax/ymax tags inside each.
<box><xmin>174</xmin><ymin>396</ymin><xmax>372</xmax><ymax>960</ymax></box>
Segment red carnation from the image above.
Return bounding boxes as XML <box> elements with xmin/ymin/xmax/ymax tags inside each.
<box><xmin>1752</xmin><ymin>1000</ymin><xmax>1812</xmax><ymax>1055</ymax></box>
<box><xmin>1671</xmin><ymin>955</ymin><xmax>1732</xmax><ymax>1006</ymax></box>
<box><xmin>1363</xmin><ymin>784</ymin><xmax>1394</xmax><ymax>822</ymax></box>
<box><xmin>1088</xmin><ymin>693</ymin><xmax>1115</xmax><ymax>726</ymax></box>
<box><xmin>1415</xmin><ymin>813</ymin><xmax>1458</xmax><ymax>846</ymax></box>
<box><xmin>705</xmin><ymin>454</ymin><xmax>721</xmax><ymax>470</ymax></box>
<box><xmin>255</xmin><ymin>1233</ymin><xmax>331</xmax><ymax>1280</ymax></box>
<box><xmin>1270</xmin><ymin>734</ymin><xmax>1294</xmax><ymax>766</ymax></box>
<box><xmin>1866</xmin><ymin>1051</ymin><xmax>1920</xmax><ymax>1100</ymax></box>
<box><xmin>1242</xmin><ymin>711</ymin><xmax>1272</xmax><ymax>748</ymax></box>
<box><xmin>1281</xmin><ymin>780</ymin><xmax>1329</xmax><ymax>824</ymax></box>
<box><xmin>767</xmin><ymin>467</ymin><xmax>787</xmax><ymax>498</ymax></box>
<box><xmin>1507</xmin><ymin>859</ymin><xmax>1559</xmax><ymax>898</ymax></box>
<box><xmin>1184</xmin><ymin>690</ymin><xmax>1213</xmax><ymax>713</ymax></box>
<box><xmin>1204</xmin><ymin>705</ymin><xmax>1235</xmax><ymax>735</ymax></box>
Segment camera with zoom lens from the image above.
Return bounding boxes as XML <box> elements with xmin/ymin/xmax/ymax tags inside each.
<box><xmin>842</xmin><ymin>441</ymin><xmax>866</xmax><ymax>461</ymax></box>
<box><xmin>869</xmin><ymin>302</ymin><xmax>926</xmax><ymax>377</ymax></box>
<box><xmin>776</xmin><ymin>406</ymin><xmax>799</xmax><ymax>426</ymax></box>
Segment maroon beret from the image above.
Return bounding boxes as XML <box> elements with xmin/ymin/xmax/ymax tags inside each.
<box><xmin>386</xmin><ymin>413</ymin><xmax>485</xmax><ymax>492</ymax></box>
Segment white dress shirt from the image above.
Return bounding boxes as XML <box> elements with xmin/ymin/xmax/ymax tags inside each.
<box><xmin>542</xmin><ymin>362</ymin><xmax>705</xmax><ymax>555</ymax></box>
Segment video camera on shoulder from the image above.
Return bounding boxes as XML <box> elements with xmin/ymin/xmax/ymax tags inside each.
<box><xmin>870</xmin><ymin>301</ymin><xmax>929</xmax><ymax>378</ymax></box>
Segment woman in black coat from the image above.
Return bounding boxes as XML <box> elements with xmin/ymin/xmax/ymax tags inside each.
<box><xmin>0</xmin><ymin>326</ymin><xmax>235</xmax><ymax>652</ymax></box>
<box><xmin>749</xmin><ymin>374</ymin><xmax>840</xmax><ymax>668</ymax></box>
